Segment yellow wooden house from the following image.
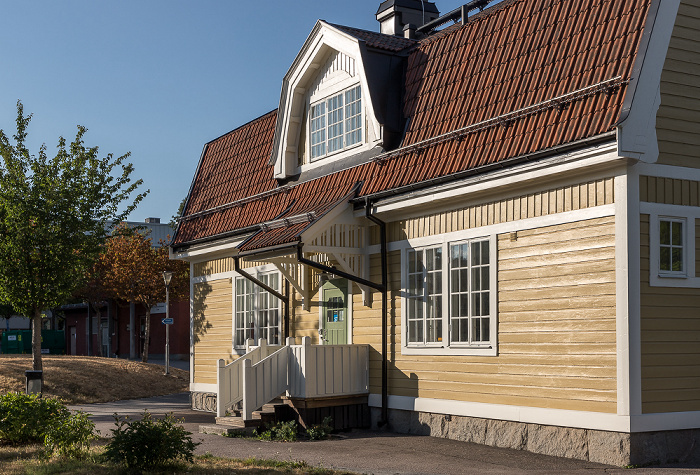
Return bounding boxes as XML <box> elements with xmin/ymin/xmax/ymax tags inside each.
<box><xmin>170</xmin><ymin>0</ymin><xmax>700</xmax><ymax>465</ymax></box>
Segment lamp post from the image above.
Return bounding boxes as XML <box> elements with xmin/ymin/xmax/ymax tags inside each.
<box><xmin>163</xmin><ymin>271</ymin><xmax>173</xmax><ymax>375</ymax></box>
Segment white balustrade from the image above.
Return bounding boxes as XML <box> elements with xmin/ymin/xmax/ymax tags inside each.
<box><xmin>217</xmin><ymin>336</ymin><xmax>369</xmax><ymax>419</ymax></box>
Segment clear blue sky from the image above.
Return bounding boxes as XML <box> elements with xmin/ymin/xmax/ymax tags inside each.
<box><xmin>0</xmin><ymin>0</ymin><xmax>495</xmax><ymax>223</ymax></box>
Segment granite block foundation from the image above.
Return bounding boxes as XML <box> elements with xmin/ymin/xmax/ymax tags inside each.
<box><xmin>371</xmin><ymin>408</ymin><xmax>700</xmax><ymax>467</ymax></box>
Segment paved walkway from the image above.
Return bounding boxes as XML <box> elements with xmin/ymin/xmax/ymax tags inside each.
<box><xmin>71</xmin><ymin>393</ymin><xmax>700</xmax><ymax>475</ymax></box>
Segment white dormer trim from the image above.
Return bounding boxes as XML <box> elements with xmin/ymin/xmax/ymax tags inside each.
<box><xmin>271</xmin><ymin>21</ymin><xmax>383</xmax><ymax>179</ymax></box>
<box><xmin>617</xmin><ymin>0</ymin><xmax>680</xmax><ymax>163</ymax></box>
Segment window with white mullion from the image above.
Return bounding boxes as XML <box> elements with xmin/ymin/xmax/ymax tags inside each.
<box><xmin>310</xmin><ymin>102</ymin><xmax>326</xmax><ymax>159</ymax></box>
<box><xmin>326</xmin><ymin>93</ymin><xmax>344</xmax><ymax>153</ymax></box>
<box><xmin>406</xmin><ymin>246</ymin><xmax>443</xmax><ymax>345</ymax></box>
<box><xmin>235</xmin><ymin>277</ymin><xmax>255</xmax><ymax>347</ymax></box>
<box><xmin>344</xmin><ymin>86</ymin><xmax>362</xmax><ymax>147</ymax></box>
<box><xmin>257</xmin><ymin>273</ymin><xmax>280</xmax><ymax>345</ymax></box>
<box><xmin>659</xmin><ymin>218</ymin><xmax>684</xmax><ymax>274</ymax></box>
<box><xmin>469</xmin><ymin>240</ymin><xmax>491</xmax><ymax>343</ymax></box>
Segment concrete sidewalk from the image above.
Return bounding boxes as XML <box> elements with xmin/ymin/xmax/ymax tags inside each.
<box><xmin>71</xmin><ymin>393</ymin><xmax>700</xmax><ymax>475</ymax></box>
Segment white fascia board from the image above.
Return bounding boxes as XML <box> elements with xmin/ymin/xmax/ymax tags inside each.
<box><xmin>273</xmin><ymin>21</ymin><xmax>381</xmax><ymax>179</ymax></box>
<box><xmin>364</xmin><ymin>142</ymin><xmax>623</xmax><ymax>220</ymax></box>
<box><xmin>169</xmin><ymin>234</ymin><xmax>251</xmax><ymax>262</ymax></box>
<box><xmin>617</xmin><ymin>0</ymin><xmax>680</xmax><ymax>163</ymax></box>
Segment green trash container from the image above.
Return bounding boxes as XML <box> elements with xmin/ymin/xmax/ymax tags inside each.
<box><xmin>1</xmin><ymin>330</ymin><xmax>26</xmax><ymax>354</ymax></box>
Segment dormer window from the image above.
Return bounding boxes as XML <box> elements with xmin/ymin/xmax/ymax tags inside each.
<box><xmin>310</xmin><ymin>85</ymin><xmax>363</xmax><ymax>161</ymax></box>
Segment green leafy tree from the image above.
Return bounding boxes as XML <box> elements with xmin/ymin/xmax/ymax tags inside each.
<box><xmin>0</xmin><ymin>101</ymin><xmax>147</xmax><ymax>371</ymax></box>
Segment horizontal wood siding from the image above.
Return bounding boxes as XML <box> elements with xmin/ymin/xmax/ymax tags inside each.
<box><xmin>639</xmin><ymin>175</ymin><xmax>700</xmax><ymax>206</ymax></box>
<box><xmin>656</xmin><ymin>0</ymin><xmax>700</xmax><ymax>167</ymax></box>
<box><xmin>355</xmin><ymin>217</ymin><xmax>617</xmax><ymax>413</ymax></box>
<box><xmin>192</xmin><ymin>279</ymin><xmax>233</xmax><ymax>385</ymax></box>
<box><xmin>373</xmin><ymin>178</ymin><xmax>614</xmax><ymax>244</ymax></box>
<box><xmin>640</xmin><ymin>214</ymin><xmax>700</xmax><ymax>413</ymax></box>
<box><xmin>193</xmin><ymin>258</ymin><xmax>235</xmax><ymax>277</ymax></box>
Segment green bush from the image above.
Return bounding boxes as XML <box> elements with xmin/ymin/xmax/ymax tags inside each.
<box><xmin>0</xmin><ymin>392</ymin><xmax>69</xmax><ymax>445</ymax></box>
<box><xmin>254</xmin><ymin>420</ymin><xmax>298</xmax><ymax>442</ymax></box>
<box><xmin>103</xmin><ymin>411</ymin><xmax>198</xmax><ymax>470</ymax></box>
<box><xmin>44</xmin><ymin>410</ymin><xmax>98</xmax><ymax>459</ymax></box>
<box><xmin>306</xmin><ymin>416</ymin><xmax>333</xmax><ymax>440</ymax></box>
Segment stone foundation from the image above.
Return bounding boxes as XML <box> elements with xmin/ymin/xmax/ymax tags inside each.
<box><xmin>371</xmin><ymin>408</ymin><xmax>700</xmax><ymax>467</ymax></box>
<box><xmin>191</xmin><ymin>391</ymin><xmax>217</xmax><ymax>413</ymax></box>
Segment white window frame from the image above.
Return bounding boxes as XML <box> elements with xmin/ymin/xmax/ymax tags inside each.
<box><xmin>643</xmin><ymin>203</ymin><xmax>700</xmax><ymax>288</ymax></box>
<box><xmin>233</xmin><ymin>264</ymin><xmax>283</xmax><ymax>350</ymax></box>
<box><xmin>308</xmin><ymin>81</ymin><xmax>363</xmax><ymax>162</ymax></box>
<box><xmin>401</xmin><ymin>233</ymin><xmax>498</xmax><ymax>356</ymax></box>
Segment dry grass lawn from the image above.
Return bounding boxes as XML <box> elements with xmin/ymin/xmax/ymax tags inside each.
<box><xmin>0</xmin><ymin>355</ymin><xmax>188</xmax><ymax>404</ymax></box>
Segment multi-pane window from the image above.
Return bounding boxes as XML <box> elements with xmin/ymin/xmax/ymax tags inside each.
<box><xmin>309</xmin><ymin>85</ymin><xmax>362</xmax><ymax>160</ymax></box>
<box><xmin>407</xmin><ymin>247</ymin><xmax>442</xmax><ymax>344</ymax></box>
<box><xmin>406</xmin><ymin>238</ymin><xmax>493</xmax><ymax>350</ymax></box>
<box><xmin>310</xmin><ymin>103</ymin><xmax>326</xmax><ymax>159</ymax></box>
<box><xmin>234</xmin><ymin>273</ymin><xmax>281</xmax><ymax>348</ymax></box>
<box><xmin>659</xmin><ymin>218</ymin><xmax>684</xmax><ymax>273</ymax></box>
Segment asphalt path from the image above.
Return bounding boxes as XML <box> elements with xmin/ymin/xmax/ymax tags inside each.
<box><xmin>70</xmin><ymin>393</ymin><xmax>700</xmax><ymax>475</ymax></box>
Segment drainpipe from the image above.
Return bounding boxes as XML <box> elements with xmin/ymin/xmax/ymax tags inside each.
<box><xmin>294</xmin><ymin>206</ymin><xmax>389</xmax><ymax>426</ymax></box>
<box><xmin>365</xmin><ymin>199</ymin><xmax>389</xmax><ymax>427</ymax></box>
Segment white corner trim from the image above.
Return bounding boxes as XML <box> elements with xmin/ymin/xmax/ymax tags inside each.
<box><xmin>368</xmin><ymin>394</ymin><xmax>631</xmax><ymax>432</ymax></box>
<box><xmin>615</xmin><ymin>171</ymin><xmax>633</xmax><ymax>417</ymax></box>
<box><xmin>617</xmin><ymin>0</ymin><xmax>681</xmax><ymax>163</ymax></box>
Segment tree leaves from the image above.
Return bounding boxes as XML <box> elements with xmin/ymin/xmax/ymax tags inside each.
<box><xmin>0</xmin><ymin>101</ymin><xmax>149</xmax><ymax>370</ymax></box>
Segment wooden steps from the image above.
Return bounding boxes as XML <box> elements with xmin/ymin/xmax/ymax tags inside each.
<box><xmin>199</xmin><ymin>399</ymin><xmax>287</xmax><ymax>435</ymax></box>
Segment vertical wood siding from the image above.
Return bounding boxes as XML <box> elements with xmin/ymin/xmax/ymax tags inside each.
<box><xmin>193</xmin><ymin>258</ymin><xmax>235</xmax><ymax>278</ymax></box>
<box><xmin>656</xmin><ymin>0</ymin><xmax>700</xmax><ymax>167</ymax></box>
<box><xmin>192</xmin><ymin>279</ymin><xmax>233</xmax><ymax>385</ymax></box>
<box><xmin>640</xmin><ymin>214</ymin><xmax>700</xmax><ymax>413</ymax></box>
<box><xmin>355</xmin><ymin>217</ymin><xmax>617</xmax><ymax>413</ymax></box>
<box><xmin>373</xmin><ymin>178</ymin><xmax>614</xmax><ymax>244</ymax></box>
<box><xmin>639</xmin><ymin>175</ymin><xmax>700</xmax><ymax>205</ymax></box>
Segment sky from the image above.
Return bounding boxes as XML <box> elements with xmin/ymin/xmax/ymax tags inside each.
<box><xmin>0</xmin><ymin>0</ymin><xmax>498</xmax><ymax>223</ymax></box>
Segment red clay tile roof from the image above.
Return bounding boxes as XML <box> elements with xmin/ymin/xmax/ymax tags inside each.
<box><xmin>331</xmin><ymin>24</ymin><xmax>416</xmax><ymax>52</ymax></box>
<box><xmin>173</xmin><ymin>0</ymin><xmax>651</xmax><ymax>249</ymax></box>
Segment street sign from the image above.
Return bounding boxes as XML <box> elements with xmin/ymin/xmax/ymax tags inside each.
<box><xmin>161</xmin><ymin>318</ymin><xmax>173</xmax><ymax>325</ymax></box>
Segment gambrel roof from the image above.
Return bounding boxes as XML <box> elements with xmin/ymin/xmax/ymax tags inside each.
<box><xmin>172</xmin><ymin>0</ymin><xmax>653</xmax><ymax>251</ymax></box>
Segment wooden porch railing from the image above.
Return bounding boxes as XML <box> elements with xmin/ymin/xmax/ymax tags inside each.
<box><xmin>217</xmin><ymin>336</ymin><xmax>369</xmax><ymax>419</ymax></box>
<box><xmin>216</xmin><ymin>339</ymin><xmax>282</xmax><ymax>418</ymax></box>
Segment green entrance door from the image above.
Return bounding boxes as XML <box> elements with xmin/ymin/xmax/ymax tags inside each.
<box><xmin>321</xmin><ymin>279</ymin><xmax>348</xmax><ymax>345</ymax></box>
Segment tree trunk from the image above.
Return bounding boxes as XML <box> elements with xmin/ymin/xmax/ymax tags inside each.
<box><xmin>32</xmin><ymin>307</ymin><xmax>42</xmax><ymax>371</ymax></box>
<box><xmin>129</xmin><ymin>302</ymin><xmax>136</xmax><ymax>359</ymax></box>
<box><xmin>141</xmin><ymin>307</ymin><xmax>151</xmax><ymax>363</ymax></box>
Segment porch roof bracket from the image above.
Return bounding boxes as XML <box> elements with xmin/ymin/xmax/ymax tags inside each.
<box><xmin>295</xmin><ymin>244</ymin><xmax>385</xmax><ymax>292</ymax></box>
<box><xmin>234</xmin><ymin>255</ymin><xmax>289</xmax><ymax>304</ymax></box>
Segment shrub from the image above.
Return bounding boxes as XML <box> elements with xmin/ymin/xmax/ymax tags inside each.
<box><xmin>0</xmin><ymin>393</ymin><xmax>69</xmax><ymax>445</ymax></box>
<box><xmin>44</xmin><ymin>410</ymin><xmax>98</xmax><ymax>459</ymax></box>
<box><xmin>306</xmin><ymin>416</ymin><xmax>333</xmax><ymax>440</ymax></box>
<box><xmin>103</xmin><ymin>411</ymin><xmax>198</xmax><ymax>470</ymax></box>
<box><xmin>254</xmin><ymin>420</ymin><xmax>298</xmax><ymax>442</ymax></box>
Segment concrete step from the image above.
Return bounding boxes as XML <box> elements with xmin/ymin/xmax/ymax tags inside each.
<box><xmin>215</xmin><ymin>416</ymin><xmax>261</xmax><ymax>429</ymax></box>
<box><xmin>199</xmin><ymin>424</ymin><xmax>255</xmax><ymax>437</ymax></box>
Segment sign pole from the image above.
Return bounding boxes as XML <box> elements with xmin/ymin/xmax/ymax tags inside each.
<box><xmin>163</xmin><ymin>271</ymin><xmax>173</xmax><ymax>376</ymax></box>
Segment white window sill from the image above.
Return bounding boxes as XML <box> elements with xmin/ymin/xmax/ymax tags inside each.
<box><xmin>650</xmin><ymin>274</ymin><xmax>700</xmax><ymax>288</ymax></box>
<box><xmin>401</xmin><ymin>345</ymin><xmax>497</xmax><ymax>357</ymax></box>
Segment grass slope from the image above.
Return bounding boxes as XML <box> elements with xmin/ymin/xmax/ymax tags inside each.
<box><xmin>0</xmin><ymin>355</ymin><xmax>188</xmax><ymax>404</ymax></box>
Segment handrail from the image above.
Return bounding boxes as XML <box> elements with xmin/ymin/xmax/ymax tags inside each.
<box><xmin>217</xmin><ymin>336</ymin><xmax>369</xmax><ymax>420</ymax></box>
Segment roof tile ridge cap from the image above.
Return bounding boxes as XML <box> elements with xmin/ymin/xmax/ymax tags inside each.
<box><xmin>206</xmin><ymin>109</ymin><xmax>278</xmax><ymax>147</ymax></box>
